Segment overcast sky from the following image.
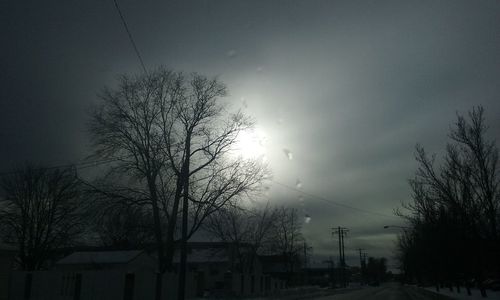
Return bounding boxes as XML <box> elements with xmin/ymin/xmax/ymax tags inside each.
<box><xmin>1</xmin><ymin>0</ymin><xmax>499</xmax><ymax>268</ymax></box>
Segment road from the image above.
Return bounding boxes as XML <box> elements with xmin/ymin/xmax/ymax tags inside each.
<box><xmin>317</xmin><ymin>283</ymin><xmax>453</xmax><ymax>300</ymax></box>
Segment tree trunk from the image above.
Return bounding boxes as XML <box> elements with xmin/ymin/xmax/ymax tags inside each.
<box><xmin>148</xmin><ymin>177</ymin><xmax>165</xmax><ymax>300</ymax></box>
<box><xmin>178</xmin><ymin>137</ymin><xmax>191</xmax><ymax>300</ymax></box>
<box><xmin>164</xmin><ymin>176</ymin><xmax>184</xmax><ymax>271</ymax></box>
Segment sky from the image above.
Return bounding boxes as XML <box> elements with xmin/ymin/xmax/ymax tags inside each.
<box><xmin>1</xmin><ymin>0</ymin><xmax>499</xmax><ymax>269</ymax></box>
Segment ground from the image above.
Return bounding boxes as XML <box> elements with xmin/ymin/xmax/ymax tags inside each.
<box><xmin>316</xmin><ymin>283</ymin><xmax>453</xmax><ymax>300</ymax></box>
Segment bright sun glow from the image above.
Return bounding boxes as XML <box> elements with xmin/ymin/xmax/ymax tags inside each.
<box><xmin>233</xmin><ymin>128</ymin><xmax>268</xmax><ymax>161</ymax></box>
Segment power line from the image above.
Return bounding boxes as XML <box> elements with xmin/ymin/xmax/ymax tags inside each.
<box><xmin>0</xmin><ymin>154</ymin><xmax>400</xmax><ymax>220</ymax></box>
<box><xmin>0</xmin><ymin>157</ymin><xmax>123</xmax><ymax>177</ymax></box>
<box><xmin>112</xmin><ymin>0</ymin><xmax>148</xmax><ymax>74</ymax></box>
<box><xmin>268</xmin><ymin>179</ymin><xmax>400</xmax><ymax>220</ymax></box>
<box><xmin>0</xmin><ymin>158</ymin><xmax>401</xmax><ymax>220</ymax></box>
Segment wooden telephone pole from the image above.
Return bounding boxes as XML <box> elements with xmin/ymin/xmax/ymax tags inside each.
<box><xmin>332</xmin><ymin>227</ymin><xmax>349</xmax><ymax>287</ymax></box>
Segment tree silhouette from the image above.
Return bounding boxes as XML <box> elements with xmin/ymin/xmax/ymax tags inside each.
<box><xmin>92</xmin><ymin>203</ymin><xmax>155</xmax><ymax>248</ymax></box>
<box><xmin>397</xmin><ymin>106</ymin><xmax>500</xmax><ymax>287</ymax></box>
<box><xmin>87</xmin><ymin>66</ymin><xmax>266</xmax><ymax>299</ymax></box>
<box><xmin>204</xmin><ymin>203</ymin><xmax>277</xmax><ymax>274</ymax></box>
<box><xmin>269</xmin><ymin>207</ymin><xmax>304</xmax><ymax>286</ymax></box>
<box><xmin>0</xmin><ymin>164</ymin><xmax>84</xmax><ymax>270</ymax></box>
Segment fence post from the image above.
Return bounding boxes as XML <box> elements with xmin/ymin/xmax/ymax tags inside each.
<box><xmin>74</xmin><ymin>273</ymin><xmax>82</xmax><ymax>300</ymax></box>
<box><xmin>23</xmin><ymin>273</ymin><xmax>32</xmax><ymax>300</ymax></box>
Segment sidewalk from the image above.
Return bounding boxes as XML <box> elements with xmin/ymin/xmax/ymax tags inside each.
<box><xmin>228</xmin><ymin>285</ymin><xmax>366</xmax><ymax>300</ymax></box>
<box><xmin>423</xmin><ymin>286</ymin><xmax>500</xmax><ymax>299</ymax></box>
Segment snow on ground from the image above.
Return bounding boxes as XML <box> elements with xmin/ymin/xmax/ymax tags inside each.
<box><xmin>423</xmin><ymin>286</ymin><xmax>500</xmax><ymax>300</ymax></box>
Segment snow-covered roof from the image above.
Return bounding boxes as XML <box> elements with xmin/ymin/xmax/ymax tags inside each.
<box><xmin>57</xmin><ymin>250</ymin><xmax>144</xmax><ymax>265</ymax></box>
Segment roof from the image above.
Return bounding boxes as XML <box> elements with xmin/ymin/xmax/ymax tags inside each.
<box><xmin>185</xmin><ymin>242</ymin><xmax>251</xmax><ymax>248</ymax></box>
<box><xmin>259</xmin><ymin>255</ymin><xmax>287</xmax><ymax>263</ymax></box>
<box><xmin>57</xmin><ymin>250</ymin><xmax>144</xmax><ymax>265</ymax></box>
<box><xmin>0</xmin><ymin>243</ymin><xmax>17</xmax><ymax>251</ymax></box>
<box><xmin>259</xmin><ymin>255</ymin><xmax>288</xmax><ymax>273</ymax></box>
<box><xmin>173</xmin><ymin>247</ymin><xmax>229</xmax><ymax>263</ymax></box>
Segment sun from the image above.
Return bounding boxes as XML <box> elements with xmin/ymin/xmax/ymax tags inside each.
<box><xmin>233</xmin><ymin>128</ymin><xmax>268</xmax><ymax>161</ymax></box>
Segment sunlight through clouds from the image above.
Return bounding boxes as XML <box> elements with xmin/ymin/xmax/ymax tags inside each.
<box><xmin>232</xmin><ymin>127</ymin><xmax>268</xmax><ymax>161</ymax></box>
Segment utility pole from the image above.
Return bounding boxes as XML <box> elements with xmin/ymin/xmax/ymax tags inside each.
<box><xmin>357</xmin><ymin>248</ymin><xmax>365</xmax><ymax>285</ymax></box>
<box><xmin>332</xmin><ymin>227</ymin><xmax>349</xmax><ymax>288</ymax></box>
<box><xmin>358</xmin><ymin>248</ymin><xmax>366</xmax><ymax>285</ymax></box>
<box><xmin>358</xmin><ymin>248</ymin><xmax>364</xmax><ymax>267</ymax></box>
<box><xmin>363</xmin><ymin>253</ymin><xmax>368</xmax><ymax>283</ymax></box>
<box><xmin>303</xmin><ymin>242</ymin><xmax>312</xmax><ymax>285</ymax></box>
<box><xmin>323</xmin><ymin>257</ymin><xmax>335</xmax><ymax>288</ymax></box>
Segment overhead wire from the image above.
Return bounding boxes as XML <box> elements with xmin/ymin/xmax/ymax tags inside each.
<box><xmin>112</xmin><ymin>0</ymin><xmax>148</xmax><ymax>74</ymax></box>
<box><xmin>2</xmin><ymin>2</ymin><xmax>399</xmax><ymax>220</ymax></box>
<box><xmin>0</xmin><ymin>156</ymin><xmax>400</xmax><ymax>220</ymax></box>
<box><xmin>268</xmin><ymin>179</ymin><xmax>400</xmax><ymax>220</ymax></box>
<box><xmin>0</xmin><ymin>157</ymin><xmax>123</xmax><ymax>177</ymax></box>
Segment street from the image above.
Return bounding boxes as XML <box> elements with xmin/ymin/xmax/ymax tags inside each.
<box><xmin>317</xmin><ymin>283</ymin><xmax>453</xmax><ymax>300</ymax></box>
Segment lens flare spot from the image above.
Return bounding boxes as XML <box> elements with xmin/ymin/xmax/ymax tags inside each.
<box><xmin>283</xmin><ymin>148</ymin><xmax>293</xmax><ymax>160</ymax></box>
<box><xmin>304</xmin><ymin>214</ymin><xmax>311</xmax><ymax>224</ymax></box>
<box><xmin>296</xmin><ymin>179</ymin><xmax>302</xmax><ymax>189</ymax></box>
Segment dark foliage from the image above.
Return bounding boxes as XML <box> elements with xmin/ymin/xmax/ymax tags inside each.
<box><xmin>397</xmin><ymin>106</ymin><xmax>500</xmax><ymax>286</ymax></box>
<box><xmin>0</xmin><ymin>164</ymin><xmax>84</xmax><ymax>270</ymax></box>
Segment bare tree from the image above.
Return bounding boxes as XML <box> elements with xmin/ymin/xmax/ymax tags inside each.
<box><xmin>92</xmin><ymin>202</ymin><xmax>155</xmax><ymax>248</ymax></box>
<box><xmin>0</xmin><ymin>164</ymin><xmax>83</xmax><ymax>270</ymax></box>
<box><xmin>87</xmin><ymin>67</ymin><xmax>266</xmax><ymax>299</ymax></box>
<box><xmin>204</xmin><ymin>203</ymin><xmax>277</xmax><ymax>273</ymax></box>
<box><xmin>269</xmin><ymin>207</ymin><xmax>304</xmax><ymax>285</ymax></box>
<box><xmin>397</xmin><ymin>106</ymin><xmax>500</xmax><ymax>286</ymax></box>
<box><xmin>448</xmin><ymin>106</ymin><xmax>499</xmax><ymax>239</ymax></box>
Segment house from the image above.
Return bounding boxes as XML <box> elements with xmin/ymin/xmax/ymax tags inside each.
<box><xmin>301</xmin><ymin>262</ymin><xmax>334</xmax><ymax>287</ymax></box>
<box><xmin>10</xmin><ymin>250</ymin><xmax>160</xmax><ymax>300</ymax></box>
<box><xmin>9</xmin><ymin>243</ymin><xmax>285</xmax><ymax>299</ymax></box>
<box><xmin>0</xmin><ymin>243</ymin><xmax>16</xmax><ymax>300</ymax></box>
<box><xmin>54</xmin><ymin>250</ymin><xmax>156</xmax><ymax>272</ymax></box>
<box><xmin>260</xmin><ymin>254</ymin><xmax>300</xmax><ymax>287</ymax></box>
<box><xmin>172</xmin><ymin>242</ymin><xmax>282</xmax><ymax>297</ymax></box>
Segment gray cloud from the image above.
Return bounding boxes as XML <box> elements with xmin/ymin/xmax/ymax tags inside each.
<box><xmin>1</xmin><ymin>0</ymin><xmax>499</xmax><ymax>269</ymax></box>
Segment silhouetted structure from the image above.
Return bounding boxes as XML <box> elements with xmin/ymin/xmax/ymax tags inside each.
<box><xmin>8</xmin><ymin>242</ymin><xmax>287</xmax><ymax>299</ymax></box>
